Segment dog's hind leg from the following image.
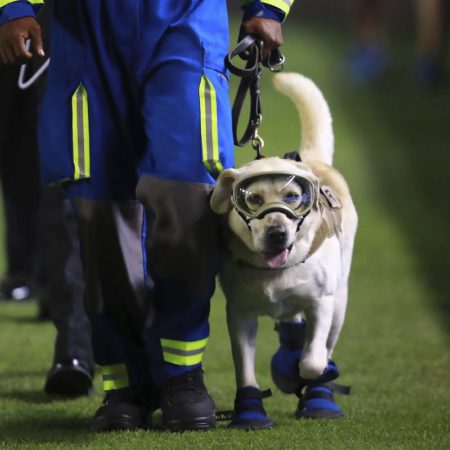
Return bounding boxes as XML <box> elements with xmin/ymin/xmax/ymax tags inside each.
<box><xmin>327</xmin><ymin>208</ymin><xmax>357</xmax><ymax>358</ymax></box>
<box><xmin>326</xmin><ymin>284</ymin><xmax>348</xmax><ymax>358</ymax></box>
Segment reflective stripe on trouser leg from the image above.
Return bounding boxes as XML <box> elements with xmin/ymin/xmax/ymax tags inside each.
<box><xmin>101</xmin><ymin>364</ymin><xmax>130</xmax><ymax>391</ymax></box>
<box><xmin>199</xmin><ymin>75</ymin><xmax>223</xmax><ymax>179</ymax></box>
<box><xmin>161</xmin><ymin>338</ymin><xmax>208</xmax><ymax>366</ymax></box>
<box><xmin>71</xmin><ymin>83</ymin><xmax>91</xmax><ymax>180</ymax></box>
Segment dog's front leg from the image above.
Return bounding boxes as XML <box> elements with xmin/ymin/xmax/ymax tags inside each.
<box><xmin>226</xmin><ymin>306</ymin><xmax>259</xmax><ymax>389</ymax></box>
<box><xmin>226</xmin><ymin>305</ymin><xmax>274</xmax><ymax>430</ymax></box>
<box><xmin>300</xmin><ymin>295</ymin><xmax>334</xmax><ymax>380</ymax></box>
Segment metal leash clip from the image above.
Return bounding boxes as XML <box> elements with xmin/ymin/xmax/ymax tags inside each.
<box><xmin>262</xmin><ymin>47</ymin><xmax>286</xmax><ymax>73</ymax></box>
<box><xmin>251</xmin><ymin>114</ymin><xmax>265</xmax><ymax>159</ymax></box>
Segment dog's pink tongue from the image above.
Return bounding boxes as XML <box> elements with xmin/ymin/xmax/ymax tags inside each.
<box><xmin>263</xmin><ymin>249</ymin><xmax>289</xmax><ymax>269</ymax></box>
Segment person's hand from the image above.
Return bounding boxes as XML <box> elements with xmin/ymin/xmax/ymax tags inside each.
<box><xmin>241</xmin><ymin>17</ymin><xmax>284</xmax><ymax>59</ymax></box>
<box><xmin>0</xmin><ymin>17</ymin><xmax>44</xmax><ymax>64</ymax></box>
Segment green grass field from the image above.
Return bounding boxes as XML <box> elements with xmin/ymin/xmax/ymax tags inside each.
<box><xmin>0</xmin><ymin>21</ymin><xmax>449</xmax><ymax>449</ymax></box>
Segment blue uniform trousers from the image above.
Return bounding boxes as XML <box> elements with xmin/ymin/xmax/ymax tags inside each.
<box><xmin>37</xmin><ymin>0</ymin><xmax>233</xmax><ymax>390</ymax></box>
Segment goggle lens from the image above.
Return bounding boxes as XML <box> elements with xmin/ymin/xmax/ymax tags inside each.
<box><xmin>234</xmin><ymin>174</ymin><xmax>314</xmax><ymax>219</ymax></box>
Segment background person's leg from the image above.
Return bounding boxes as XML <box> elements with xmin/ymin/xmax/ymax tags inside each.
<box><xmin>0</xmin><ymin>65</ymin><xmax>41</xmax><ymax>301</ymax></box>
<box><xmin>39</xmin><ymin>186</ymin><xmax>95</xmax><ymax>396</ymax></box>
<box><xmin>414</xmin><ymin>0</ymin><xmax>446</xmax><ymax>86</ymax></box>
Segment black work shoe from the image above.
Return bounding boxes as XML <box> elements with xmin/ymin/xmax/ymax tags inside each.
<box><xmin>44</xmin><ymin>358</ymin><xmax>94</xmax><ymax>397</ymax></box>
<box><xmin>160</xmin><ymin>368</ymin><xmax>216</xmax><ymax>432</ymax></box>
<box><xmin>91</xmin><ymin>390</ymin><xmax>150</xmax><ymax>432</ymax></box>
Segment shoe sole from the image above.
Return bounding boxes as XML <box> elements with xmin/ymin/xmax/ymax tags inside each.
<box><xmin>45</xmin><ymin>368</ymin><xmax>93</xmax><ymax>397</ymax></box>
<box><xmin>166</xmin><ymin>415</ymin><xmax>216</xmax><ymax>432</ymax></box>
<box><xmin>91</xmin><ymin>416</ymin><xmax>148</xmax><ymax>432</ymax></box>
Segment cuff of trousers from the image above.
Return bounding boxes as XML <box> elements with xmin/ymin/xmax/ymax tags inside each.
<box><xmin>0</xmin><ymin>2</ymin><xmax>39</xmax><ymax>26</ymax></box>
<box><xmin>153</xmin><ymin>363</ymin><xmax>202</xmax><ymax>386</ymax></box>
<box><xmin>242</xmin><ymin>1</ymin><xmax>285</xmax><ymax>23</ymax></box>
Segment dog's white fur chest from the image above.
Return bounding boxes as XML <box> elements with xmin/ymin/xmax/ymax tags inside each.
<box><xmin>221</xmin><ymin>237</ymin><xmax>341</xmax><ymax>320</ymax></box>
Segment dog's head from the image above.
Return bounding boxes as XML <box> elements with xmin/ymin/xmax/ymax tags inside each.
<box><xmin>211</xmin><ymin>157</ymin><xmax>321</xmax><ymax>268</ymax></box>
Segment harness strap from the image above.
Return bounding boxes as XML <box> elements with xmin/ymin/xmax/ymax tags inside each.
<box><xmin>302</xmin><ymin>188</ymin><xmax>342</xmax><ymax>261</ymax></box>
<box><xmin>283</xmin><ymin>150</ymin><xmax>302</xmax><ymax>162</ymax></box>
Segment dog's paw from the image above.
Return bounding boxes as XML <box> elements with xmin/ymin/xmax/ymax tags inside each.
<box><xmin>299</xmin><ymin>356</ymin><xmax>327</xmax><ymax>380</ymax></box>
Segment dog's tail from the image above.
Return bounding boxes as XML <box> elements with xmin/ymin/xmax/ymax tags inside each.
<box><xmin>273</xmin><ymin>72</ymin><xmax>334</xmax><ymax>165</ymax></box>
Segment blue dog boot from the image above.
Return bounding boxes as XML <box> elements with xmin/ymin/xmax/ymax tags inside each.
<box><xmin>270</xmin><ymin>321</ymin><xmax>305</xmax><ymax>394</ymax></box>
<box><xmin>298</xmin><ymin>359</ymin><xmax>340</xmax><ymax>387</ymax></box>
<box><xmin>229</xmin><ymin>387</ymin><xmax>274</xmax><ymax>430</ymax></box>
<box><xmin>296</xmin><ymin>361</ymin><xmax>350</xmax><ymax>419</ymax></box>
<box><xmin>271</xmin><ymin>324</ymin><xmax>350</xmax><ymax>419</ymax></box>
<box><xmin>296</xmin><ymin>383</ymin><xmax>344</xmax><ymax>419</ymax></box>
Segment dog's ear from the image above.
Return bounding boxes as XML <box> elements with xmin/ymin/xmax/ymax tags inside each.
<box><xmin>210</xmin><ymin>168</ymin><xmax>241</xmax><ymax>214</ymax></box>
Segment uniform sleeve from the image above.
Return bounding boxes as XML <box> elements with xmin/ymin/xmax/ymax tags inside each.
<box><xmin>241</xmin><ymin>0</ymin><xmax>295</xmax><ymax>23</ymax></box>
<box><xmin>0</xmin><ymin>0</ymin><xmax>44</xmax><ymax>26</ymax></box>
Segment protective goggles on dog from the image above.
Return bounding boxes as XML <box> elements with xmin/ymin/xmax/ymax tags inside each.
<box><xmin>233</xmin><ymin>173</ymin><xmax>316</xmax><ymax>221</ymax></box>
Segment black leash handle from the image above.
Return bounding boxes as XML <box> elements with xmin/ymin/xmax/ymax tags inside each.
<box><xmin>225</xmin><ymin>36</ymin><xmax>263</xmax><ymax>151</ymax></box>
<box><xmin>225</xmin><ymin>35</ymin><xmax>286</xmax><ymax>76</ymax></box>
<box><xmin>225</xmin><ymin>35</ymin><xmax>260</xmax><ymax>77</ymax></box>
<box><xmin>225</xmin><ymin>36</ymin><xmax>285</xmax><ymax>157</ymax></box>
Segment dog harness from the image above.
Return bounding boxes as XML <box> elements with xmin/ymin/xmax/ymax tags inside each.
<box><xmin>303</xmin><ymin>184</ymin><xmax>342</xmax><ymax>261</ymax></box>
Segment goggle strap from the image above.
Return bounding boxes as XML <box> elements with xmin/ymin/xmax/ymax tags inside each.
<box><xmin>236</xmin><ymin>208</ymin><xmax>253</xmax><ymax>231</ymax></box>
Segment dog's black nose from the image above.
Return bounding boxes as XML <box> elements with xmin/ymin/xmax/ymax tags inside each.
<box><xmin>267</xmin><ymin>226</ymin><xmax>287</xmax><ymax>245</ymax></box>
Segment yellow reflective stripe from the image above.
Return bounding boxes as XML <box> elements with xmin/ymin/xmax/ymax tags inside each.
<box><xmin>161</xmin><ymin>338</ymin><xmax>208</xmax><ymax>366</ymax></box>
<box><xmin>0</xmin><ymin>0</ymin><xmax>44</xmax><ymax>7</ymax></box>
<box><xmin>162</xmin><ymin>352</ymin><xmax>204</xmax><ymax>366</ymax></box>
<box><xmin>262</xmin><ymin>0</ymin><xmax>294</xmax><ymax>16</ymax></box>
<box><xmin>199</xmin><ymin>75</ymin><xmax>223</xmax><ymax>179</ymax></box>
<box><xmin>71</xmin><ymin>83</ymin><xmax>91</xmax><ymax>180</ymax></box>
<box><xmin>82</xmin><ymin>88</ymin><xmax>91</xmax><ymax>177</ymax></box>
<box><xmin>161</xmin><ymin>338</ymin><xmax>208</xmax><ymax>352</ymax></box>
<box><xmin>101</xmin><ymin>364</ymin><xmax>129</xmax><ymax>391</ymax></box>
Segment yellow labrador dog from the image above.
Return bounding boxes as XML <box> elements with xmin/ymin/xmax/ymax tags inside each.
<box><xmin>210</xmin><ymin>73</ymin><xmax>357</xmax><ymax>428</ymax></box>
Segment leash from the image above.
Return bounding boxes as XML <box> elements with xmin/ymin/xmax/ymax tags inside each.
<box><xmin>18</xmin><ymin>39</ymin><xmax>51</xmax><ymax>90</ymax></box>
<box><xmin>17</xmin><ymin>1</ymin><xmax>52</xmax><ymax>90</ymax></box>
<box><xmin>225</xmin><ymin>35</ymin><xmax>285</xmax><ymax>160</ymax></box>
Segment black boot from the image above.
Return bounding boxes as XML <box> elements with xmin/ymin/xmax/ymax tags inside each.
<box><xmin>160</xmin><ymin>368</ymin><xmax>216</xmax><ymax>432</ymax></box>
<box><xmin>44</xmin><ymin>358</ymin><xmax>94</xmax><ymax>397</ymax></box>
<box><xmin>91</xmin><ymin>389</ymin><xmax>151</xmax><ymax>432</ymax></box>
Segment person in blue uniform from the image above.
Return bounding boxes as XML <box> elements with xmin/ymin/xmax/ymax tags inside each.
<box><xmin>0</xmin><ymin>0</ymin><xmax>294</xmax><ymax>432</ymax></box>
